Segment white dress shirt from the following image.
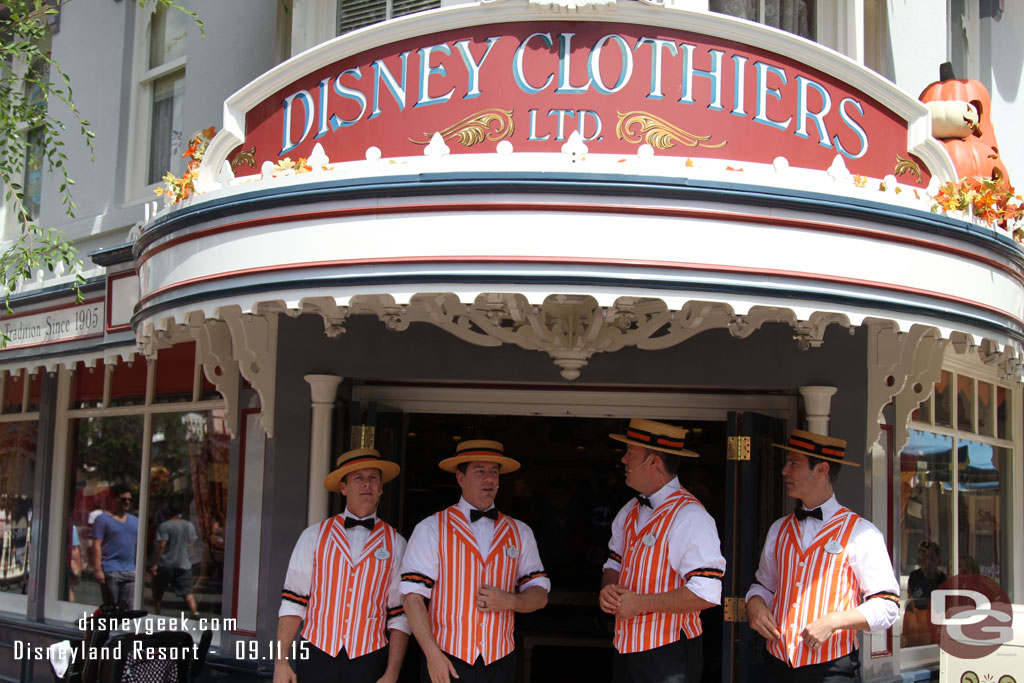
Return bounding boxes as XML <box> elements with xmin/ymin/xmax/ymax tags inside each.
<box><xmin>279</xmin><ymin>509</ymin><xmax>410</xmax><ymax>634</ymax></box>
<box><xmin>745</xmin><ymin>495</ymin><xmax>899</xmax><ymax>632</ymax></box>
<box><xmin>603</xmin><ymin>478</ymin><xmax>726</xmax><ymax>605</ymax></box>
<box><xmin>400</xmin><ymin>497</ymin><xmax>551</xmax><ymax>599</ymax></box>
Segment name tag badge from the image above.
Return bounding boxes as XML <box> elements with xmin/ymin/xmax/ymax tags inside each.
<box><xmin>374</xmin><ymin>547</ymin><xmax>391</xmax><ymax>561</ymax></box>
<box><xmin>506</xmin><ymin>546</ymin><xmax>519</xmax><ymax>559</ymax></box>
<box><xmin>642</xmin><ymin>533</ymin><xmax>657</xmax><ymax>547</ymax></box>
<box><xmin>824</xmin><ymin>540</ymin><xmax>844</xmax><ymax>555</ymax></box>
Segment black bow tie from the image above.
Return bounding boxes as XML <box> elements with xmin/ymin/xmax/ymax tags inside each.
<box><xmin>470</xmin><ymin>508</ymin><xmax>499</xmax><ymax>523</ymax></box>
<box><xmin>795</xmin><ymin>507</ymin><xmax>823</xmax><ymax>521</ymax></box>
<box><xmin>344</xmin><ymin>517</ymin><xmax>375</xmax><ymax>530</ymax></box>
<box><xmin>636</xmin><ymin>495</ymin><xmax>653</xmax><ymax>509</ymax></box>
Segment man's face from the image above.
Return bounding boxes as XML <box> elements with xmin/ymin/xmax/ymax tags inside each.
<box><xmin>621</xmin><ymin>444</ymin><xmax>659</xmax><ymax>494</ymax></box>
<box><xmin>456</xmin><ymin>461</ymin><xmax>501</xmax><ymax>510</ymax></box>
<box><xmin>116</xmin><ymin>492</ymin><xmax>133</xmax><ymax>512</ymax></box>
<box><xmin>781</xmin><ymin>451</ymin><xmax>823</xmax><ymax>501</ymax></box>
<box><xmin>339</xmin><ymin>467</ymin><xmax>383</xmax><ymax>513</ymax></box>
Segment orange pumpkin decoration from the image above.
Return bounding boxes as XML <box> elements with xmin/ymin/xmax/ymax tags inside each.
<box><xmin>943</xmin><ymin>138</ymin><xmax>1010</xmax><ymax>186</ymax></box>
<box><xmin>919</xmin><ymin>71</ymin><xmax>1010</xmax><ymax>189</ymax></box>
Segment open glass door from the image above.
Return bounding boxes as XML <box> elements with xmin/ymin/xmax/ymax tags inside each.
<box><xmin>720</xmin><ymin>411</ymin><xmax>788</xmax><ymax>683</ymax></box>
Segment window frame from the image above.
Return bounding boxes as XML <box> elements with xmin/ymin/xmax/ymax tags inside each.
<box><xmin>899</xmin><ymin>353</ymin><xmax>1019</xmax><ymax>661</ymax></box>
<box><xmin>0</xmin><ymin>369</ymin><xmax>41</xmax><ymax>616</ymax></box>
<box><xmin>124</xmin><ymin>3</ymin><xmax>188</xmax><ymax>202</ymax></box>
<box><xmin>43</xmin><ymin>352</ymin><xmax>227</xmax><ymax>626</ymax></box>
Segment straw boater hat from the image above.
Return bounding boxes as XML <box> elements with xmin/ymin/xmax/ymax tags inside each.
<box><xmin>773</xmin><ymin>429</ymin><xmax>860</xmax><ymax>467</ymax></box>
<box><xmin>609</xmin><ymin>418</ymin><xmax>699</xmax><ymax>458</ymax></box>
<box><xmin>439</xmin><ymin>439</ymin><xmax>521</xmax><ymax>473</ymax></box>
<box><xmin>323</xmin><ymin>447</ymin><xmax>401</xmax><ymax>491</ymax></box>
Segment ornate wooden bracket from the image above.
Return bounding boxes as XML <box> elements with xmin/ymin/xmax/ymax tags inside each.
<box><xmin>220</xmin><ymin>307</ymin><xmax>278</xmax><ymax>438</ymax></box>
<box><xmin>194</xmin><ymin>319</ymin><xmax>241</xmax><ymax>437</ymax></box>
<box><xmin>866</xmin><ymin>321</ymin><xmax>947</xmax><ymax>454</ymax></box>
<box><xmin>303</xmin><ymin>293</ymin><xmax>853</xmax><ymax>381</ymax></box>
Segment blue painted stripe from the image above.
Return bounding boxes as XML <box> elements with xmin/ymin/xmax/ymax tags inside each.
<box><xmin>135</xmin><ymin>173</ymin><xmax>1024</xmax><ymax>265</ymax></box>
<box><xmin>132</xmin><ymin>270</ymin><xmax>1024</xmax><ymax>343</ymax></box>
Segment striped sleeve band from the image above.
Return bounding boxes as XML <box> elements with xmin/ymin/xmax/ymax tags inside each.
<box><xmin>401</xmin><ymin>572</ymin><xmax>435</xmax><ymax>588</ymax></box>
<box><xmin>864</xmin><ymin>591</ymin><xmax>901</xmax><ymax>605</ymax></box>
<box><xmin>685</xmin><ymin>567</ymin><xmax>725</xmax><ymax>581</ymax></box>
<box><xmin>517</xmin><ymin>571</ymin><xmax>548</xmax><ymax>587</ymax></box>
<box><xmin>282</xmin><ymin>590</ymin><xmax>308</xmax><ymax>606</ymax></box>
<box><xmin>608</xmin><ymin>551</ymin><xmax>622</xmax><ymax>564</ymax></box>
<box><xmin>387</xmin><ymin>605</ymin><xmax>406</xmax><ymax>617</ymax></box>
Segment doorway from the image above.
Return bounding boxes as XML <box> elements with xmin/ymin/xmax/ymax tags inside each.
<box><xmin>365</xmin><ymin>405</ymin><xmax>790</xmax><ymax>682</ymax></box>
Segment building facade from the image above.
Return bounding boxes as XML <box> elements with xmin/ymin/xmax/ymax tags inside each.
<box><xmin>2</xmin><ymin>1</ymin><xmax>1022</xmax><ymax>681</ymax></box>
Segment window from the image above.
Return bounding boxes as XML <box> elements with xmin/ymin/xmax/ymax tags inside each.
<box><xmin>129</xmin><ymin>4</ymin><xmax>189</xmax><ymax>195</ymax></box>
<box><xmin>336</xmin><ymin>0</ymin><xmax>440</xmax><ymax>35</ymax></box>
<box><xmin>709</xmin><ymin>0</ymin><xmax>815</xmax><ymax>41</ymax></box>
<box><xmin>900</xmin><ymin>367</ymin><xmax>1013</xmax><ymax>649</ymax></box>
<box><xmin>22</xmin><ymin>53</ymin><xmax>49</xmax><ymax>221</ymax></box>
<box><xmin>0</xmin><ymin>369</ymin><xmax>41</xmax><ymax>613</ymax></box>
<box><xmin>56</xmin><ymin>344</ymin><xmax>228</xmax><ymax>624</ymax></box>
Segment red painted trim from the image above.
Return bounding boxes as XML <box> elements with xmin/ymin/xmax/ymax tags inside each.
<box><xmin>872</xmin><ymin>423</ymin><xmax>895</xmax><ymax>659</ymax></box>
<box><xmin>105</xmin><ymin>271</ymin><xmax>136</xmax><ymax>333</ymax></box>
<box><xmin>135</xmin><ymin>254</ymin><xmax>1024</xmax><ymax>327</ymax></box>
<box><xmin>230</xmin><ymin>407</ymin><xmax>260</xmax><ymax>637</ymax></box>
<box><xmin>134</xmin><ymin>201</ymin><xmax>1024</xmax><ymax>288</ymax></box>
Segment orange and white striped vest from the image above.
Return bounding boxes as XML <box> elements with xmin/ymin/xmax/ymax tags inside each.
<box><xmin>297</xmin><ymin>516</ymin><xmax>400</xmax><ymax>658</ymax></box>
<box><xmin>615</xmin><ymin>489</ymin><xmax>708</xmax><ymax>654</ymax></box>
<box><xmin>431</xmin><ymin>506</ymin><xmax>521</xmax><ymax>665</ymax></box>
<box><xmin>768</xmin><ymin>508</ymin><xmax>861</xmax><ymax>667</ymax></box>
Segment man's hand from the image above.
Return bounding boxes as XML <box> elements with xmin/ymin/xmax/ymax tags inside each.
<box><xmin>476</xmin><ymin>584</ymin><xmax>515</xmax><ymax>613</ymax></box>
<box><xmin>599</xmin><ymin>582</ymin><xmax>623</xmax><ymax>614</ymax></box>
<box><xmin>94</xmin><ymin>569</ymin><xmax>105</xmax><ymax>585</ymax></box>
<box><xmin>375</xmin><ymin>674</ymin><xmax>398</xmax><ymax>683</ymax></box>
<box><xmin>747</xmin><ymin>596</ymin><xmax>781</xmax><ymax>641</ymax></box>
<box><xmin>801</xmin><ymin>613</ymin><xmax>838</xmax><ymax>651</ymax></box>
<box><xmin>272</xmin><ymin>660</ymin><xmax>297</xmax><ymax>683</ymax></box>
<box><xmin>424</xmin><ymin>647</ymin><xmax>459</xmax><ymax>683</ymax></box>
<box><xmin>612</xmin><ymin>587</ymin><xmax>644</xmax><ymax>620</ymax></box>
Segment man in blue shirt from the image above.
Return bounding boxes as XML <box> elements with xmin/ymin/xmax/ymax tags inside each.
<box><xmin>91</xmin><ymin>483</ymin><xmax>140</xmax><ymax>607</ymax></box>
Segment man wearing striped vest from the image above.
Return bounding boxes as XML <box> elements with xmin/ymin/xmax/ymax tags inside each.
<box><xmin>600</xmin><ymin>419</ymin><xmax>726</xmax><ymax>683</ymax></box>
<box><xmin>746</xmin><ymin>430</ymin><xmax>900</xmax><ymax>682</ymax></box>
<box><xmin>274</xmin><ymin>448</ymin><xmax>409</xmax><ymax>683</ymax></box>
<box><xmin>401</xmin><ymin>440</ymin><xmax>550</xmax><ymax>683</ymax></box>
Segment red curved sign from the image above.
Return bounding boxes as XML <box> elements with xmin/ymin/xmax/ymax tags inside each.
<box><xmin>242</xmin><ymin>21</ymin><xmax>928</xmax><ymax>183</ymax></box>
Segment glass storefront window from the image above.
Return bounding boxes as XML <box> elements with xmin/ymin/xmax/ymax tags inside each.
<box><xmin>977</xmin><ymin>381</ymin><xmax>994</xmax><ymax>437</ymax></box>
<box><xmin>957</xmin><ymin>441</ymin><xmax>1008</xmax><ymax>587</ymax></box>
<box><xmin>996</xmin><ymin>387</ymin><xmax>1010</xmax><ymax>440</ymax></box>
<box><xmin>142</xmin><ymin>410</ymin><xmax>230</xmax><ymax>618</ymax></box>
<box><xmin>0</xmin><ymin>422</ymin><xmax>37</xmax><ymax>597</ymax></box>
<box><xmin>957</xmin><ymin>375</ymin><xmax>974</xmax><ymax>432</ymax></box>
<box><xmin>899</xmin><ymin>429</ymin><xmax>952</xmax><ymax>648</ymax></box>
<box><xmin>934</xmin><ymin>370</ymin><xmax>952</xmax><ymax>427</ymax></box>
<box><xmin>63</xmin><ymin>415</ymin><xmax>143</xmax><ymax>607</ymax></box>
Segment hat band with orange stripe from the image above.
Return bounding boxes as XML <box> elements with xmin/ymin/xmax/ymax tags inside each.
<box><xmin>455</xmin><ymin>445</ymin><xmax>505</xmax><ymax>458</ymax></box>
<box><xmin>788</xmin><ymin>434</ymin><xmax>846</xmax><ymax>460</ymax></box>
<box><xmin>626</xmin><ymin>427</ymin><xmax>686</xmax><ymax>451</ymax></box>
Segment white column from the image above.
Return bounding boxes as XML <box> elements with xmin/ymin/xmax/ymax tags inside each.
<box><xmin>305</xmin><ymin>374</ymin><xmax>342</xmax><ymax>526</ymax></box>
<box><xmin>799</xmin><ymin>385</ymin><xmax>838</xmax><ymax>435</ymax></box>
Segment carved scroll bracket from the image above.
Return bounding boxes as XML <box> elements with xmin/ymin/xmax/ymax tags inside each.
<box><xmin>865</xmin><ymin>321</ymin><xmax>947</xmax><ymax>455</ymax></box>
<box><xmin>220</xmin><ymin>307</ymin><xmax>279</xmax><ymax>438</ymax></box>
<box><xmin>194</xmin><ymin>319</ymin><xmax>241</xmax><ymax>437</ymax></box>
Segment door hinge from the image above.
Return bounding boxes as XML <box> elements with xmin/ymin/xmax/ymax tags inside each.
<box><xmin>351</xmin><ymin>425</ymin><xmax>375</xmax><ymax>449</ymax></box>
<box><xmin>727</xmin><ymin>436</ymin><xmax>750</xmax><ymax>461</ymax></box>
<box><xmin>724</xmin><ymin>596</ymin><xmax>747</xmax><ymax>622</ymax></box>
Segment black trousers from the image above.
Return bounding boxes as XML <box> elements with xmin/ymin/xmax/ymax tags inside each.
<box><xmin>420</xmin><ymin>652</ymin><xmax>517</xmax><ymax>683</ymax></box>
<box><xmin>611</xmin><ymin>635</ymin><xmax>703</xmax><ymax>683</ymax></box>
<box><xmin>763</xmin><ymin>649</ymin><xmax>862</xmax><ymax>683</ymax></box>
<box><xmin>295</xmin><ymin>642</ymin><xmax>388</xmax><ymax>681</ymax></box>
